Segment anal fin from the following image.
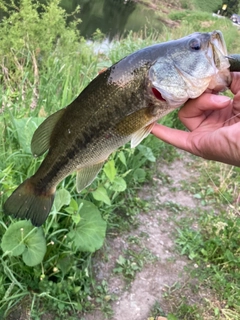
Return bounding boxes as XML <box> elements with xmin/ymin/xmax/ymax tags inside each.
<box><xmin>76</xmin><ymin>161</ymin><xmax>105</xmax><ymax>193</ymax></box>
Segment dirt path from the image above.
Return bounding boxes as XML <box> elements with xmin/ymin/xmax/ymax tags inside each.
<box><xmin>83</xmin><ymin>151</ymin><xmax>205</xmax><ymax>320</ymax></box>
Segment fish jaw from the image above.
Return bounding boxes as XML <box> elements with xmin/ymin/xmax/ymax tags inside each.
<box><xmin>207</xmin><ymin>30</ymin><xmax>231</xmax><ymax>91</ymax></box>
<box><xmin>147</xmin><ymin>30</ymin><xmax>231</xmax><ymax>109</ymax></box>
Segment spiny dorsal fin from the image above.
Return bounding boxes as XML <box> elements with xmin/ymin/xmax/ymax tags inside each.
<box><xmin>131</xmin><ymin>123</ymin><xmax>155</xmax><ymax>148</ymax></box>
<box><xmin>31</xmin><ymin>109</ymin><xmax>65</xmax><ymax>157</ymax></box>
<box><xmin>76</xmin><ymin>161</ymin><xmax>106</xmax><ymax>193</ymax></box>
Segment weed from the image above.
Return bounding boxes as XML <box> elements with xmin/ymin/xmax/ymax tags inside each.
<box><xmin>94</xmin><ymin>280</ymin><xmax>114</xmax><ymax>316</ymax></box>
<box><xmin>114</xmin><ymin>254</ymin><xmax>142</xmax><ymax>280</ymax></box>
<box><xmin>161</xmin><ymin>281</ymin><xmax>205</xmax><ymax>320</ymax></box>
<box><xmin>114</xmin><ymin>248</ymin><xmax>157</xmax><ymax>281</ymax></box>
<box><xmin>172</xmin><ymin>158</ymin><xmax>240</xmax><ymax>318</ymax></box>
<box><xmin>149</xmin><ymin>300</ymin><xmax>166</xmax><ymax>318</ymax></box>
<box><xmin>127</xmin><ymin>235</ymin><xmax>142</xmax><ymax>245</ymax></box>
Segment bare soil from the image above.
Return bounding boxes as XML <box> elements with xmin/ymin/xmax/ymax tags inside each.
<box><xmin>82</xmin><ymin>151</ymin><xmax>207</xmax><ymax>320</ymax></box>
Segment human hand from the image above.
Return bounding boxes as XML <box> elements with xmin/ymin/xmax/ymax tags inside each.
<box><xmin>151</xmin><ymin>72</ymin><xmax>240</xmax><ymax>167</ymax></box>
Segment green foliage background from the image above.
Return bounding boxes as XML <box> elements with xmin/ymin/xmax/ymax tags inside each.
<box><xmin>193</xmin><ymin>0</ymin><xmax>222</xmax><ymax>13</ymax></box>
<box><xmin>222</xmin><ymin>0</ymin><xmax>240</xmax><ymax>16</ymax></box>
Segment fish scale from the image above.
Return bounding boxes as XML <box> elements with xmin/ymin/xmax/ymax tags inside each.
<box><xmin>3</xmin><ymin>30</ymin><xmax>236</xmax><ymax>227</ymax></box>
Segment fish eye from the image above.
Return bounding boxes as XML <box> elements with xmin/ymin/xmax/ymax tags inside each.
<box><xmin>189</xmin><ymin>38</ymin><xmax>201</xmax><ymax>50</ymax></box>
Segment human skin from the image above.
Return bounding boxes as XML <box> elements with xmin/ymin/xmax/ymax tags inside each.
<box><xmin>151</xmin><ymin>72</ymin><xmax>240</xmax><ymax>167</ymax></box>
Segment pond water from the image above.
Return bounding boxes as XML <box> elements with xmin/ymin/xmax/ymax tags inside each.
<box><xmin>0</xmin><ymin>0</ymin><xmax>163</xmax><ymax>39</ymax></box>
<box><xmin>61</xmin><ymin>0</ymin><xmax>163</xmax><ymax>39</ymax></box>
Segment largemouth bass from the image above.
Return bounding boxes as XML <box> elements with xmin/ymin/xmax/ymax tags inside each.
<box><xmin>4</xmin><ymin>30</ymin><xmax>233</xmax><ymax>226</ymax></box>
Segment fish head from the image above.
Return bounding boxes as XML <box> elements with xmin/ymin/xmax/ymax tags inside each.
<box><xmin>148</xmin><ymin>30</ymin><xmax>231</xmax><ymax>111</ymax></box>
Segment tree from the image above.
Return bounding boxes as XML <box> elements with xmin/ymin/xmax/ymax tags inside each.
<box><xmin>221</xmin><ymin>0</ymin><xmax>239</xmax><ymax>16</ymax></box>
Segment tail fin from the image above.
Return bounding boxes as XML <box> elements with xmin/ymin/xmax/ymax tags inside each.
<box><xmin>3</xmin><ymin>178</ymin><xmax>55</xmax><ymax>227</ymax></box>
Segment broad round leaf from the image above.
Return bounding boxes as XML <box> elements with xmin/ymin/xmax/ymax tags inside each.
<box><xmin>133</xmin><ymin>168</ymin><xmax>146</xmax><ymax>182</ymax></box>
<box><xmin>1</xmin><ymin>221</ymin><xmax>33</xmax><ymax>256</ymax></box>
<box><xmin>13</xmin><ymin>117</ymin><xmax>44</xmax><ymax>154</ymax></box>
<box><xmin>22</xmin><ymin>227</ymin><xmax>46</xmax><ymax>266</ymax></box>
<box><xmin>54</xmin><ymin>188</ymin><xmax>71</xmax><ymax>212</ymax></box>
<box><xmin>68</xmin><ymin>200</ymin><xmax>107</xmax><ymax>252</ymax></box>
<box><xmin>1</xmin><ymin>221</ymin><xmax>46</xmax><ymax>266</ymax></box>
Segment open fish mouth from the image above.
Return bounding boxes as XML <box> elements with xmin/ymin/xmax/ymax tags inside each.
<box><xmin>209</xmin><ymin>30</ymin><xmax>229</xmax><ymax>70</ymax></box>
<box><xmin>148</xmin><ymin>30</ymin><xmax>231</xmax><ymax>107</ymax></box>
<box><xmin>207</xmin><ymin>31</ymin><xmax>231</xmax><ymax>91</ymax></box>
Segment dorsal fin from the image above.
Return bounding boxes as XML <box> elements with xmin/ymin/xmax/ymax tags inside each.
<box><xmin>31</xmin><ymin>109</ymin><xmax>65</xmax><ymax>157</ymax></box>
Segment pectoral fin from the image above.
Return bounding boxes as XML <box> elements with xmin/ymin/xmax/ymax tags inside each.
<box><xmin>131</xmin><ymin>123</ymin><xmax>155</xmax><ymax>148</ymax></box>
<box><xmin>115</xmin><ymin>108</ymin><xmax>156</xmax><ymax>148</ymax></box>
<box><xmin>76</xmin><ymin>161</ymin><xmax>106</xmax><ymax>192</ymax></box>
<box><xmin>31</xmin><ymin>108</ymin><xmax>65</xmax><ymax>157</ymax></box>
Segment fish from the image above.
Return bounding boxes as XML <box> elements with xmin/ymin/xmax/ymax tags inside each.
<box><xmin>3</xmin><ymin>30</ymin><xmax>232</xmax><ymax>227</ymax></box>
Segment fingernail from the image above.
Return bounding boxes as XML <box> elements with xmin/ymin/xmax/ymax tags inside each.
<box><xmin>211</xmin><ymin>95</ymin><xmax>231</xmax><ymax>104</ymax></box>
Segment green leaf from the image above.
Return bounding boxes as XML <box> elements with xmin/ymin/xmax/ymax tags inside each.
<box><xmin>137</xmin><ymin>145</ymin><xmax>156</xmax><ymax>162</ymax></box>
<box><xmin>54</xmin><ymin>188</ymin><xmax>71</xmax><ymax>212</ymax></box>
<box><xmin>117</xmin><ymin>255</ymin><xmax>126</xmax><ymax>265</ymax></box>
<box><xmin>92</xmin><ymin>186</ymin><xmax>111</xmax><ymax>205</ymax></box>
<box><xmin>103</xmin><ymin>159</ymin><xmax>116</xmax><ymax>182</ymax></box>
<box><xmin>64</xmin><ymin>198</ymin><xmax>79</xmax><ymax>214</ymax></box>
<box><xmin>71</xmin><ymin>198</ymin><xmax>79</xmax><ymax>212</ymax></box>
<box><xmin>71</xmin><ymin>213</ymin><xmax>81</xmax><ymax>225</ymax></box>
<box><xmin>224</xmin><ymin>249</ymin><xmax>235</xmax><ymax>262</ymax></box>
<box><xmin>13</xmin><ymin>117</ymin><xmax>45</xmax><ymax>154</ymax></box>
<box><xmin>65</xmin><ymin>199</ymin><xmax>82</xmax><ymax>224</ymax></box>
<box><xmin>57</xmin><ymin>254</ymin><xmax>74</xmax><ymax>276</ymax></box>
<box><xmin>111</xmin><ymin>176</ymin><xmax>127</xmax><ymax>192</ymax></box>
<box><xmin>67</xmin><ymin>200</ymin><xmax>107</xmax><ymax>252</ymax></box>
<box><xmin>1</xmin><ymin>221</ymin><xmax>46</xmax><ymax>266</ymax></box>
<box><xmin>118</xmin><ymin>151</ymin><xmax>127</xmax><ymax>167</ymax></box>
<box><xmin>1</xmin><ymin>228</ymin><xmax>25</xmax><ymax>257</ymax></box>
<box><xmin>22</xmin><ymin>229</ymin><xmax>47</xmax><ymax>266</ymax></box>
<box><xmin>133</xmin><ymin>168</ymin><xmax>146</xmax><ymax>182</ymax></box>
<box><xmin>1</xmin><ymin>221</ymin><xmax>32</xmax><ymax>256</ymax></box>
<box><xmin>194</xmin><ymin>193</ymin><xmax>202</xmax><ymax>199</ymax></box>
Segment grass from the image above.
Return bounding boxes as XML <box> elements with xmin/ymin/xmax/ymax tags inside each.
<box><xmin>144</xmin><ymin>149</ymin><xmax>240</xmax><ymax>320</ymax></box>
<box><xmin>162</xmin><ymin>159</ymin><xmax>240</xmax><ymax>319</ymax></box>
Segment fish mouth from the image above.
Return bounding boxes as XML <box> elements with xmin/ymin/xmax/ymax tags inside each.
<box><xmin>148</xmin><ymin>30</ymin><xmax>231</xmax><ymax>109</ymax></box>
<box><xmin>207</xmin><ymin>31</ymin><xmax>231</xmax><ymax>91</ymax></box>
<box><xmin>209</xmin><ymin>31</ymin><xmax>229</xmax><ymax>70</ymax></box>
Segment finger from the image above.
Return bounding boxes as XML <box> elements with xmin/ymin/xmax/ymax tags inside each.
<box><xmin>152</xmin><ymin>123</ymin><xmax>240</xmax><ymax>167</ymax></box>
<box><xmin>179</xmin><ymin>94</ymin><xmax>231</xmax><ymax>131</ymax></box>
<box><xmin>151</xmin><ymin>123</ymin><xmax>190</xmax><ymax>152</ymax></box>
<box><xmin>232</xmin><ymin>90</ymin><xmax>240</xmax><ymax>118</ymax></box>
<box><xmin>230</xmin><ymin>72</ymin><xmax>240</xmax><ymax>94</ymax></box>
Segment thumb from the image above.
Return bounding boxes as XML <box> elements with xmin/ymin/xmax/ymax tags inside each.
<box><xmin>179</xmin><ymin>94</ymin><xmax>231</xmax><ymax>131</ymax></box>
